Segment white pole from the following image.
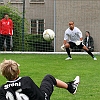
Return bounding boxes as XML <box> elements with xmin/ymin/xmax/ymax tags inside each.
<box><xmin>54</xmin><ymin>0</ymin><xmax>56</xmax><ymax>52</ymax></box>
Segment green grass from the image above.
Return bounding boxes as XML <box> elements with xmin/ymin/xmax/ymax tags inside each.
<box><xmin>0</xmin><ymin>54</ymin><xmax>100</xmax><ymax>100</ymax></box>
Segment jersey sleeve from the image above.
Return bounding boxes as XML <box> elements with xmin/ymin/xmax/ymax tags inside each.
<box><xmin>22</xmin><ymin>77</ymin><xmax>45</xmax><ymax>100</ymax></box>
<box><xmin>0</xmin><ymin>20</ymin><xmax>1</xmax><ymax>34</ymax></box>
<box><xmin>0</xmin><ymin>87</ymin><xmax>6</xmax><ymax>100</ymax></box>
<box><xmin>9</xmin><ymin>19</ymin><xmax>13</xmax><ymax>36</ymax></box>
<box><xmin>64</xmin><ymin>30</ymin><xmax>69</xmax><ymax>40</ymax></box>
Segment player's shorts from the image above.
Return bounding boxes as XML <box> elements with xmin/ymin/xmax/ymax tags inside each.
<box><xmin>40</xmin><ymin>74</ymin><xmax>57</xmax><ymax>100</ymax></box>
<box><xmin>69</xmin><ymin>41</ymin><xmax>84</xmax><ymax>49</ymax></box>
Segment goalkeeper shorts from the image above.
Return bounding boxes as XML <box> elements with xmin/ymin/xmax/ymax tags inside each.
<box><xmin>69</xmin><ymin>41</ymin><xmax>84</xmax><ymax>49</ymax></box>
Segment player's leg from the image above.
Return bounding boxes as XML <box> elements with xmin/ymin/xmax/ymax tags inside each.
<box><xmin>40</xmin><ymin>74</ymin><xmax>57</xmax><ymax>100</ymax></box>
<box><xmin>65</xmin><ymin>42</ymin><xmax>76</xmax><ymax>60</ymax></box>
<box><xmin>56</xmin><ymin>76</ymin><xmax>80</xmax><ymax>94</ymax></box>
<box><xmin>78</xmin><ymin>43</ymin><xmax>97</xmax><ymax>60</ymax></box>
<box><xmin>10</xmin><ymin>36</ymin><xmax>13</xmax><ymax>51</ymax></box>
<box><xmin>40</xmin><ymin>74</ymin><xmax>80</xmax><ymax>100</ymax></box>
<box><xmin>0</xmin><ymin>35</ymin><xmax>5</xmax><ymax>51</ymax></box>
<box><xmin>4</xmin><ymin>39</ymin><xmax>7</xmax><ymax>51</ymax></box>
<box><xmin>65</xmin><ymin>42</ymin><xmax>71</xmax><ymax>60</ymax></box>
<box><xmin>82</xmin><ymin>45</ymin><xmax>97</xmax><ymax>60</ymax></box>
<box><xmin>6</xmin><ymin>35</ymin><xmax>11</xmax><ymax>51</ymax></box>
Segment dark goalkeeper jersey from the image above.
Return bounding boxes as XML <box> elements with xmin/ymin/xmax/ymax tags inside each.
<box><xmin>0</xmin><ymin>76</ymin><xmax>45</xmax><ymax>100</ymax></box>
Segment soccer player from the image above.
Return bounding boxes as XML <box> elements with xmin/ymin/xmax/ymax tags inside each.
<box><xmin>0</xmin><ymin>59</ymin><xmax>80</xmax><ymax>100</ymax></box>
<box><xmin>61</xmin><ymin>21</ymin><xmax>97</xmax><ymax>60</ymax></box>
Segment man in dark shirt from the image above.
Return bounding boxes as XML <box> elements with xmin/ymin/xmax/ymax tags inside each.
<box><xmin>0</xmin><ymin>59</ymin><xmax>80</xmax><ymax>100</ymax></box>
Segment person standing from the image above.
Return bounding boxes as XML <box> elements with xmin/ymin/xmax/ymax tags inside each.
<box><xmin>61</xmin><ymin>21</ymin><xmax>97</xmax><ymax>60</ymax></box>
<box><xmin>83</xmin><ymin>31</ymin><xmax>94</xmax><ymax>52</ymax></box>
<box><xmin>0</xmin><ymin>13</ymin><xmax>13</xmax><ymax>51</ymax></box>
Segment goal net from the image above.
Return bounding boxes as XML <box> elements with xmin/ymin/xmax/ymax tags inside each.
<box><xmin>0</xmin><ymin>0</ymin><xmax>100</xmax><ymax>53</ymax></box>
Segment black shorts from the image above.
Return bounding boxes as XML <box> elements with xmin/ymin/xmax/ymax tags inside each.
<box><xmin>69</xmin><ymin>41</ymin><xmax>84</xmax><ymax>49</ymax></box>
<box><xmin>40</xmin><ymin>74</ymin><xmax>57</xmax><ymax>100</ymax></box>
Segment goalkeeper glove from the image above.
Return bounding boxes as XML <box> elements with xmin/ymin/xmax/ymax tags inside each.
<box><xmin>75</xmin><ymin>40</ymin><xmax>83</xmax><ymax>46</ymax></box>
<box><xmin>61</xmin><ymin>44</ymin><xmax>65</xmax><ymax>51</ymax></box>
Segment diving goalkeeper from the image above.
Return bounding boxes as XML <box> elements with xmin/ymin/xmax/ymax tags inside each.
<box><xmin>61</xmin><ymin>21</ymin><xmax>97</xmax><ymax>60</ymax></box>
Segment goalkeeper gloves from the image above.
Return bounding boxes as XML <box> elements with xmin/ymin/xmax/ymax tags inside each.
<box><xmin>61</xmin><ymin>44</ymin><xmax>65</xmax><ymax>51</ymax></box>
<box><xmin>75</xmin><ymin>40</ymin><xmax>83</xmax><ymax>46</ymax></box>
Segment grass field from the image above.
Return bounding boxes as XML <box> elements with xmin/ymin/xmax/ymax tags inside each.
<box><xmin>0</xmin><ymin>54</ymin><xmax>100</xmax><ymax>100</ymax></box>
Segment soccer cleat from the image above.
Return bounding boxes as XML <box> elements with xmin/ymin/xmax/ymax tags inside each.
<box><xmin>65</xmin><ymin>57</ymin><xmax>72</xmax><ymax>60</ymax></box>
<box><xmin>93</xmin><ymin>57</ymin><xmax>97</xmax><ymax>60</ymax></box>
<box><xmin>67</xmin><ymin>76</ymin><xmax>80</xmax><ymax>94</ymax></box>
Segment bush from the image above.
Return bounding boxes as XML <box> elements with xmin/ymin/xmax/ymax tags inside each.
<box><xmin>25</xmin><ymin>34</ymin><xmax>54</xmax><ymax>52</ymax></box>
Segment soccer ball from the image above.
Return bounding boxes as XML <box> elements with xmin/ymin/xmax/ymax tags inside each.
<box><xmin>43</xmin><ymin>29</ymin><xmax>55</xmax><ymax>41</ymax></box>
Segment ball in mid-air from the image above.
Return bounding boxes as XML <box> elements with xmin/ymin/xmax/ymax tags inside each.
<box><xmin>43</xmin><ymin>29</ymin><xmax>55</xmax><ymax>41</ymax></box>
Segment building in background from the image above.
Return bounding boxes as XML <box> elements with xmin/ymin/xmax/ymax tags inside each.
<box><xmin>0</xmin><ymin>0</ymin><xmax>100</xmax><ymax>52</ymax></box>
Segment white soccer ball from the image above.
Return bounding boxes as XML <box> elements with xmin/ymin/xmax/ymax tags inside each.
<box><xmin>43</xmin><ymin>29</ymin><xmax>55</xmax><ymax>41</ymax></box>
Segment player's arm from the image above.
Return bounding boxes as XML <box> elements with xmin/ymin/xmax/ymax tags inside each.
<box><xmin>0</xmin><ymin>20</ymin><xmax>2</xmax><ymax>34</ymax></box>
<box><xmin>63</xmin><ymin>40</ymin><xmax>68</xmax><ymax>45</ymax></box>
<box><xmin>63</xmin><ymin>30</ymin><xmax>69</xmax><ymax>44</ymax></box>
<box><xmin>9</xmin><ymin>19</ymin><xmax>13</xmax><ymax>36</ymax></box>
<box><xmin>80</xmin><ymin>37</ymin><xmax>83</xmax><ymax>41</ymax></box>
<box><xmin>0</xmin><ymin>88</ymin><xmax>7</xmax><ymax>100</ymax></box>
<box><xmin>11</xmin><ymin>20</ymin><xmax>13</xmax><ymax>35</ymax></box>
<box><xmin>61</xmin><ymin>39</ymin><xmax>69</xmax><ymax>51</ymax></box>
<box><xmin>61</xmin><ymin>31</ymin><xmax>69</xmax><ymax>50</ymax></box>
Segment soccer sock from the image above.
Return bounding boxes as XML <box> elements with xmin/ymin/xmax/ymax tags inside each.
<box><xmin>67</xmin><ymin>83</ymin><xmax>71</xmax><ymax>90</ymax></box>
<box><xmin>66</xmin><ymin>48</ymin><xmax>71</xmax><ymax>58</ymax></box>
<box><xmin>66</xmin><ymin>81</ymin><xmax>74</xmax><ymax>90</ymax></box>
<box><xmin>86</xmin><ymin>50</ymin><xmax>94</xmax><ymax>58</ymax></box>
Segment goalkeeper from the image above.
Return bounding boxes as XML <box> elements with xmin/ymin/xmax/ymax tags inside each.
<box><xmin>61</xmin><ymin>21</ymin><xmax>97</xmax><ymax>60</ymax></box>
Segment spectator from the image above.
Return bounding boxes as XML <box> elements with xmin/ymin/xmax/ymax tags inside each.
<box><xmin>83</xmin><ymin>31</ymin><xmax>94</xmax><ymax>52</ymax></box>
<box><xmin>0</xmin><ymin>13</ymin><xmax>13</xmax><ymax>51</ymax></box>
